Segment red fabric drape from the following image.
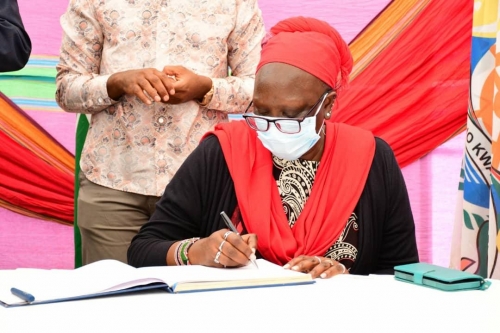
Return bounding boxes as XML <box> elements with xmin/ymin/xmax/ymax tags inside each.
<box><xmin>336</xmin><ymin>0</ymin><xmax>471</xmax><ymax>167</ymax></box>
<box><xmin>0</xmin><ymin>130</ymin><xmax>73</xmax><ymax>222</ymax></box>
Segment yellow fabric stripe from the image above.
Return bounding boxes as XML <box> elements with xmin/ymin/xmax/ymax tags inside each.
<box><xmin>0</xmin><ymin>96</ymin><xmax>74</xmax><ymax>175</ymax></box>
<box><xmin>350</xmin><ymin>0</ymin><xmax>432</xmax><ymax>79</ymax></box>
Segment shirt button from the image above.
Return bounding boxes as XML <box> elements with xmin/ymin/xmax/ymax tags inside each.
<box><xmin>158</xmin><ymin>117</ymin><xmax>165</xmax><ymax>124</ymax></box>
<box><xmin>98</xmin><ymin>97</ymin><xmax>103</xmax><ymax>103</ymax></box>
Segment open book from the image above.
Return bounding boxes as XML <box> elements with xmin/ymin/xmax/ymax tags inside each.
<box><xmin>0</xmin><ymin>259</ymin><xmax>313</xmax><ymax>307</ymax></box>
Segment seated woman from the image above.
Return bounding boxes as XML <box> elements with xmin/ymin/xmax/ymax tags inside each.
<box><xmin>128</xmin><ymin>17</ymin><xmax>419</xmax><ymax>278</ymax></box>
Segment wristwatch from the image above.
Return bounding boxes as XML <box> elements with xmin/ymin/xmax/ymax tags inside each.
<box><xmin>198</xmin><ymin>81</ymin><xmax>214</xmax><ymax>106</ymax></box>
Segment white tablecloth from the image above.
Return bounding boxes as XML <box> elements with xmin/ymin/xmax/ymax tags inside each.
<box><xmin>1</xmin><ymin>275</ymin><xmax>498</xmax><ymax>333</ymax></box>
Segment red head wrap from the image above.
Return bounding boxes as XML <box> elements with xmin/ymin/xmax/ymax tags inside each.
<box><xmin>257</xmin><ymin>16</ymin><xmax>353</xmax><ymax>90</ymax></box>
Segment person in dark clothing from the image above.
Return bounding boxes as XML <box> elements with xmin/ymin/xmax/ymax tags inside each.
<box><xmin>0</xmin><ymin>0</ymin><xmax>31</xmax><ymax>72</ymax></box>
<box><xmin>128</xmin><ymin>16</ymin><xmax>419</xmax><ymax>279</ymax></box>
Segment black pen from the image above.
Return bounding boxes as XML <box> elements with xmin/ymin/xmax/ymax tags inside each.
<box><xmin>220</xmin><ymin>211</ymin><xmax>259</xmax><ymax>268</ymax></box>
<box><xmin>11</xmin><ymin>287</ymin><xmax>35</xmax><ymax>303</ymax></box>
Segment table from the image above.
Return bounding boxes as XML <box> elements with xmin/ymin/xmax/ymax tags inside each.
<box><xmin>1</xmin><ymin>275</ymin><xmax>498</xmax><ymax>333</ymax></box>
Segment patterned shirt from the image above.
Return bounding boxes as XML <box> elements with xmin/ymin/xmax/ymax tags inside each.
<box><xmin>56</xmin><ymin>0</ymin><xmax>265</xmax><ymax>196</ymax></box>
<box><xmin>273</xmin><ymin>156</ymin><xmax>359</xmax><ymax>270</ymax></box>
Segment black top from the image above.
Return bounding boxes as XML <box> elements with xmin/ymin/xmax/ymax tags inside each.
<box><xmin>128</xmin><ymin>135</ymin><xmax>419</xmax><ymax>275</ymax></box>
<box><xmin>0</xmin><ymin>0</ymin><xmax>31</xmax><ymax>72</ymax></box>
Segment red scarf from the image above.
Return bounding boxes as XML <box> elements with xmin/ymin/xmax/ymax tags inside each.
<box><xmin>203</xmin><ymin>121</ymin><xmax>375</xmax><ymax>265</ymax></box>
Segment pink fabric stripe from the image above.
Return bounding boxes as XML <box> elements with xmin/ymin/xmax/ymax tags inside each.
<box><xmin>0</xmin><ymin>208</ymin><xmax>73</xmax><ymax>269</ymax></box>
<box><xmin>17</xmin><ymin>0</ymin><xmax>68</xmax><ymax>56</ymax></box>
<box><xmin>259</xmin><ymin>0</ymin><xmax>391</xmax><ymax>42</ymax></box>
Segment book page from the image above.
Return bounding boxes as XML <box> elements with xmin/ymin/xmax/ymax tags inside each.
<box><xmin>0</xmin><ymin>259</ymin><xmax>312</xmax><ymax>305</ymax></box>
<box><xmin>0</xmin><ymin>260</ymin><xmax>164</xmax><ymax>305</ymax></box>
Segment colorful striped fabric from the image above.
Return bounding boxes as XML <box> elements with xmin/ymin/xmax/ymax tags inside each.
<box><xmin>451</xmin><ymin>0</ymin><xmax>500</xmax><ymax>279</ymax></box>
<box><xmin>349</xmin><ymin>0</ymin><xmax>432</xmax><ymax>79</ymax></box>
<box><xmin>0</xmin><ymin>56</ymin><xmax>73</xmax><ymax>174</ymax></box>
<box><xmin>0</xmin><ymin>55</ymin><xmax>74</xmax><ymax>224</ymax></box>
<box><xmin>0</xmin><ymin>56</ymin><xmax>61</xmax><ymax>112</ymax></box>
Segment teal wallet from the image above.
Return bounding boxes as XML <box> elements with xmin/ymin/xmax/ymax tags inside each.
<box><xmin>394</xmin><ymin>263</ymin><xmax>492</xmax><ymax>291</ymax></box>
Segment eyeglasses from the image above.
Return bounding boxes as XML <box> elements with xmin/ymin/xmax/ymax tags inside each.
<box><xmin>242</xmin><ymin>90</ymin><xmax>331</xmax><ymax>134</ymax></box>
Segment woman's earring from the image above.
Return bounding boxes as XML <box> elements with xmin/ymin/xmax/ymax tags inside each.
<box><xmin>326</xmin><ymin>112</ymin><xmax>331</xmax><ymax>117</ymax></box>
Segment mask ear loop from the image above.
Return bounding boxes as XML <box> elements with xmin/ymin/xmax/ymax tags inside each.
<box><xmin>322</xmin><ymin>89</ymin><xmax>339</xmax><ymax>136</ymax></box>
<box><xmin>317</xmin><ymin>118</ymin><xmax>327</xmax><ymax>137</ymax></box>
<box><xmin>315</xmin><ymin>92</ymin><xmax>331</xmax><ymax>137</ymax></box>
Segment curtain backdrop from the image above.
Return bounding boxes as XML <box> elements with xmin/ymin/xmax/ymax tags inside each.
<box><xmin>0</xmin><ymin>0</ymin><xmax>472</xmax><ymax>227</ymax></box>
<box><xmin>0</xmin><ymin>0</ymin><xmax>472</xmax><ymax>269</ymax></box>
<box><xmin>0</xmin><ymin>92</ymin><xmax>73</xmax><ymax>223</ymax></box>
<box><xmin>450</xmin><ymin>0</ymin><xmax>500</xmax><ymax>279</ymax></box>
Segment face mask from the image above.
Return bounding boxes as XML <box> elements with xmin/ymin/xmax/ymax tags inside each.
<box><xmin>256</xmin><ymin>103</ymin><xmax>325</xmax><ymax>161</ymax></box>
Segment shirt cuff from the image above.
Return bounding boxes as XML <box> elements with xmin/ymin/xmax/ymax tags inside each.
<box><xmin>204</xmin><ymin>78</ymin><xmax>225</xmax><ymax>110</ymax></box>
<box><xmin>85</xmin><ymin>74</ymin><xmax>119</xmax><ymax>108</ymax></box>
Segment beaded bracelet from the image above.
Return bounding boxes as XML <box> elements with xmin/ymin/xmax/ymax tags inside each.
<box><xmin>174</xmin><ymin>241</ymin><xmax>184</xmax><ymax>266</ymax></box>
<box><xmin>174</xmin><ymin>238</ymin><xmax>200</xmax><ymax>266</ymax></box>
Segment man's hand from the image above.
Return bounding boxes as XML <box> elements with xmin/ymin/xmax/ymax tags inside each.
<box><xmin>162</xmin><ymin>66</ymin><xmax>212</xmax><ymax>104</ymax></box>
<box><xmin>107</xmin><ymin>68</ymin><xmax>176</xmax><ymax>104</ymax></box>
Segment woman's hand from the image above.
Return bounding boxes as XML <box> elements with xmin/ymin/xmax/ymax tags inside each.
<box><xmin>188</xmin><ymin>229</ymin><xmax>257</xmax><ymax>268</ymax></box>
<box><xmin>284</xmin><ymin>255</ymin><xmax>347</xmax><ymax>279</ymax></box>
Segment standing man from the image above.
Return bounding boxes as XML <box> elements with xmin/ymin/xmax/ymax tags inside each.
<box><xmin>56</xmin><ymin>0</ymin><xmax>265</xmax><ymax>265</ymax></box>
<box><xmin>0</xmin><ymin>0</ymin><xmax>31</xmax><ymax>72</ymax></box>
